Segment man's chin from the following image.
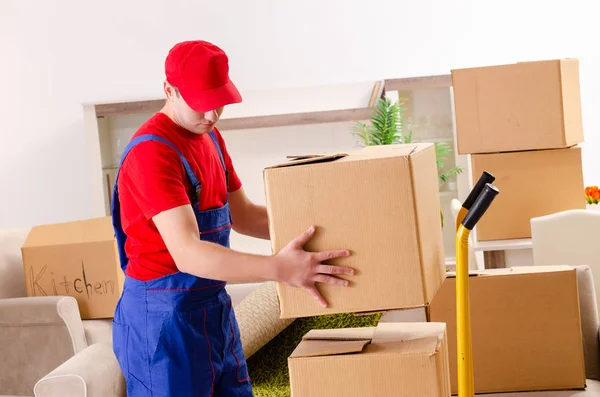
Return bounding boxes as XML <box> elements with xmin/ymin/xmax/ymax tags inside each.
<box><xmin>193</xmin><ymin>124</ymin><xmax>214</xmax><ymax>134</ymax></box>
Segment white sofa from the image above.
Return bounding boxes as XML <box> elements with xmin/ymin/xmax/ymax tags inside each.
<box><xmin>2</xmin><ymin>227</ymin><xmax>599</xmax><ymax>396</ymax></box>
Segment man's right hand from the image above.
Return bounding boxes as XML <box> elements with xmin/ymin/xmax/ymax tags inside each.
<box><xmin>273</xmin><ymin>225</ymin><xmax>355</xmax><ymax>308</ymax></box>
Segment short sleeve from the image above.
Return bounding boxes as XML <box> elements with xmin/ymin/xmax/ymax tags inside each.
<box><xmin>213</xmin><ymin>128</ymin><xmax>242</xmax><ymax>193</ymax></box>
<box><xmin>119</xmin><ymin>141</ymin><xmax>191</xmax><ymax>219</ymax></box>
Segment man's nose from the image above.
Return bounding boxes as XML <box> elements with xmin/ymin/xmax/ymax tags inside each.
<box><xmin>204</xmin><ymin>110</ymin><xmax>219</xmax><ymax>122</ymax></box>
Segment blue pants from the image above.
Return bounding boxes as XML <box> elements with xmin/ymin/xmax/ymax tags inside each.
<box><xmin>113</xmin><ymin>277</ymin><xmax>252</xmax><ymax>396</ymax></box>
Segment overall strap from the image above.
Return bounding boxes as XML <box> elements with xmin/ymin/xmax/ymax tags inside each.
<box><xmin>209</xmin><ymin>130</ymin><xmax>229</xmax><ymax>191</ymax></box>
<box><xmin>116</xmin><ymin>134</ymin><xmax>201</xmax><ymax>193</ymax></box>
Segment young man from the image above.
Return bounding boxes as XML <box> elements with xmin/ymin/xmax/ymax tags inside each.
<box><xmin>111</xmin><ymin>40</ymin><xmax>355</xmax><ymax>397</ymax></box>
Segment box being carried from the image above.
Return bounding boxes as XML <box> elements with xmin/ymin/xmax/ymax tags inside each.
<box><xmin>429</xmin><ymin>265</ymin><xmax>586</xmax><ymax>394</ymax></box>
<box><xmin>21</xmin><ymin>217</ymin><xmax>123</xmax><ymax>319</ymax></box>
<box><xmin>264</xmin><ymin>143</ymin><xmax>446</xmax><ymax>318</ymax></box>
<box><xmin>452</xmin><ymin>58</ymin><xmax>584</xmax><ymax>154</ymax></box>
<box><xmin>288</xmin><ymin>322</ymin><xmax>451</xmax><ymax>397</ymax></box>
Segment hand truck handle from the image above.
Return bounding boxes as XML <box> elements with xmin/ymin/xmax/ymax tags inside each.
<box><xmin>463</xmin><ymin>171</ymin><xmax>495</xmax><ymax>210</ymax></box>
<box><xmin>462</xmin><ymin>183</ymin><xmax>499</xmax><ymax>230</ymax></box>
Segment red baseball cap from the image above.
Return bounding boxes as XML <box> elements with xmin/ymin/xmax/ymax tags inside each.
<box><xmin>165</xmin><ymin>40</ymin><xmax>242</xmax><ymax>112</ymax></box>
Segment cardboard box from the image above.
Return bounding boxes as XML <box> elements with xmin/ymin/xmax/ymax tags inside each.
<box><xmin>470</xmin><ymin>146</ymin><xmax>585</xmax><ymax>241</ymax></box>
<box><xmin>288</xmin><ymin>322</ymin><xmax>451</xmax><ymax>397</ymax></box>
<box><xmin>429</xmin><ymin>266</ymin><xmax>586</xmax><ymax>394</ymax></box>
<box><xmin>264</xmin><ymin>144</ymin><xmax>446</xmax><ymax>318</ymax></box>
<box><xmin>452</xmin><ymin>59</ymin><xmax>584</xmax><ymax>154</ymax></box>
<box><xmin>21</xmin><ymin>217</ymin><xmax>123</xmax><ymax>319</ymax></box>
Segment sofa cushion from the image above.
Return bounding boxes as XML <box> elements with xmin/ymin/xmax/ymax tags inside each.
<box><xmin>576</xmin><ymin>265</ymin><xmax>600</xmax><ymax>380</ymax></box>
<box><xmin>82</xmin><ymin>319</ymin><xmax>113</xmax><ymax>346</ymax></box>
<box><xmin>0</xmin><ymin>228</ymin><xmax>29</xmax><ymax>299</ymax></box>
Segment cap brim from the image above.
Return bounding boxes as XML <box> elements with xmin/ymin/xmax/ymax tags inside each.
<box><xmin>180</xmin><ymin>79</ymin><xmax>242</xmax><ymax>113</ymax></box>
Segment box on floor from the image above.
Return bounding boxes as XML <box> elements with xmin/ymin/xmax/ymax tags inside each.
<box><xmin>288</xmin><ymin>322</ymin><xmax>451</xmax><ymax>397</ymax></box>
<box><xmin>470</xmin><ymin>146</ymin><xmax>585</xmax><ymax>241</ymax></box>
<box><xmin>452</xmin><ymin>58</ymin><xmax>584</xmax><ymax>154</ymax></box>
<box><xmin>429</xmin><ymin>265</ymin><xmax>586</xmax><ymax>394</ymax></box>
<box><xmin>21</xmin><ymin>217</ymin><xmax>123</xmax><ymax>319</ymax></box>
<box><xmin>263</xmin><ymin>143</ymin><xmax>446</xmax><ymax>319</ymax></box>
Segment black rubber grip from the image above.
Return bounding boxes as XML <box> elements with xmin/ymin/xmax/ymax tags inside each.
<box><xmin>463</xmin><ymin>171</ymin><xmax>495</xmax><ymax>210</ymax></box>
<box><xmin>462</xmin><ymin>183</ymin><xmax>499</xmax><ymax>230</ymax></box>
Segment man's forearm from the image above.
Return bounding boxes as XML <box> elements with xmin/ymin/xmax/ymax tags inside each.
<box><xmin>248</xmin><ymin>204</ymin><xmax>270</xmax><ymax>239</ymax></box>
<box><xmin>234</xmin><ymin>203</ymin><xmax>270</xmax><ymax>240</ymax></box>
<box><xmin>177</xmin><ymin>238</ymin><xmax>278</xmax><ymax>283</ymax></box>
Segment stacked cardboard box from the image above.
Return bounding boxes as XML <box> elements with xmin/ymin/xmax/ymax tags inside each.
<box><xmin>429</xmin><ymin>266</ymin><xmax>586</xmax><ymax>394</ymax></box>
<box><xmin>21</xmin><ymin>217</ymin><xmax>123</xmax><ymax>319</ymax></box>
<box><xmin>452</xmin><ymin>59</ymin><xmax>586</xmax><ymax>241</ymax></box>
<box><xmin>288</xmin><ymin>322</ymin><xmax>451</xmax><ymax>397</ymax></box>
<box><xmin>263</xmin><ymin>143</ymin><xmax>451</xmax><ymax>394</ymax></box>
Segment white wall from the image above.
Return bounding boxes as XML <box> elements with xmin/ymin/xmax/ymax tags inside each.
<box><xmin>1</xmin><ymin>0</ymin><xmax>599</xmax><ymax>230</ymax></box>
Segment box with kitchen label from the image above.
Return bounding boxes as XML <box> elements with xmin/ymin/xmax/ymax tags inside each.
<box><xmin>21</xmin><ymin>216</ymin><xmax>123</xmax><ymax>319</ymax></box>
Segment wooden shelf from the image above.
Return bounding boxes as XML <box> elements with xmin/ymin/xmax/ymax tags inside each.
<box><xmin>94</xmin><ymin>80</ymin><xmax>386</xmax><ymax>131</ymax></box>
<box><xmin>92</xmin><ymin>75</ymin><xmax>452</xmax><ymax>131</ymax></box>
<box><xmin>384</xmin><ymin>74</ymin><xmax>451</xmax><ymax>91</ymax></box>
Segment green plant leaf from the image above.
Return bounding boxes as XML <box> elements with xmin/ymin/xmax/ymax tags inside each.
<box><xmin>352</xmin><ymin>97</ymin><xmax>463</xmax><ymax>185</ymax></box>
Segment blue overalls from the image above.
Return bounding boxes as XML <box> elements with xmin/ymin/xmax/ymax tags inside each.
<box><xmin>110</xmin><ymin>131</ymin><xmax>253</xmax><ymax>397</ymax></box>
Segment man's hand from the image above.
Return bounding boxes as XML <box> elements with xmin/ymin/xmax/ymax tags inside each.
<box><xmin>273</xmin><ymin>226</ymin><xmax>354</xmax><ymax>308</ymax></box>
<box><xmin>153</xmin><ymin>206</ymin><xmax>354</xmax><ymax>307</ymax></box>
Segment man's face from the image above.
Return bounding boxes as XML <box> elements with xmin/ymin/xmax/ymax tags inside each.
<box><xmin>165</xmin><ymin>83</ymin><xmax>224</xmax><ymax>134</ymax></box>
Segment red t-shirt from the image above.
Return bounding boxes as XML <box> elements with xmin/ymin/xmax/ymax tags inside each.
<box><xmin>117</xmin><ymin>112</ymin><xmax>242</xmax><ymax>281</ymax></box>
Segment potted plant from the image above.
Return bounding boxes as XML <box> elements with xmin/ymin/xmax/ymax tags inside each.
<box><xmin>352</xmin><ymin>96</ymin><xmax>463</xmax><ymax>189</ymax></box>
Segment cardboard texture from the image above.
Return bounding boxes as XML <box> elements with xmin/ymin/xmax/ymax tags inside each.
<box><xmin>21</xmin><ymin>217</ymin><xmax>123</xmax><ymax>319</ymax></box>
<box><xmin>288</xmin><ymin>322</ymin><xmax>451</xmax><ymax>397</ymax></box>
<box><xmin>452</xmin><ymin>59</ymin><xmax>584</xmax><ymax>154</ymax></box>
<box><xmin>429</xmin><ymin>266</ymin><xmax>586</xmax><ymax>394</ymax></box>
<box><xmin>263</xmin><ymin>143</ymin><xmax>446</xmax><ymax>318</ymax></box>
<box><xmin>470</xmin><ymin>146</ymin><xmax>585</xmax><ymax>241</ymax></box>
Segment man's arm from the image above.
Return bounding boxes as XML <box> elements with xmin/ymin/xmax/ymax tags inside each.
<box><xmin>152</xmin><ymin>204</ymin><xmax>354</xmax><ymax>307</ymax></box>
<box><xmin>229</xmin><ymin>187</ymin><xmax>270</xmax><ymax>240</ymax></box>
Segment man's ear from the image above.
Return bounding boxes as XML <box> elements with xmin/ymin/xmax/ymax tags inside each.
<box><xmin>164</xmin><ymin>80</ymin><xmax>177</xmax><ymax>100</ymax></box>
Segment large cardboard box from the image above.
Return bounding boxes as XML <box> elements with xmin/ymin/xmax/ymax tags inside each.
<box><xmin>288</xmin><ymin>322</ymin><xmax>451</xmax><ymax>397</ymax></box>
<box><xmin>264</xmin><ymin>143</ymin><xmax>446</xmax><ymax>318</ymax></box>
<box><xmin>21</xmin><ymin>217</ymin><xmax>123</xmax><ymax>319</ymax></box>
<box><xmin>452</xmin><ymin>59</ymin><xmax>584</xmax><ymax>154</ymax></box>
<box><xmin>429</xmin><ymin>266</ymin><xmax>586</xmax><ymax>394</ymax></box>
<box><xmin>470</xmin><ymin>146</ymin><xmax>585</xmax><ymax>241</ymax></box>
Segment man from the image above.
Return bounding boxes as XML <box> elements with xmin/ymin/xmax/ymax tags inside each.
<box><xmin>111</xmin><ymin>40</ymin><xmax>355</xmax><ymax>397</ymax></box>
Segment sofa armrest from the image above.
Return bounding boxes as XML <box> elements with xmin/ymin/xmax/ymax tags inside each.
<box><xmin>1</xmin><ymin>296</ymin><xmax>87</xmax><ymax>353</ymax></box>
<box><xmin>34</xmin><ymin>343</ymin><xmax>125</xmax><ymax>397</ymax></box>
<box><xmin>0</xmin><ymin>296</ymin><xmax>89</xmax><ymax>396</ymax></box>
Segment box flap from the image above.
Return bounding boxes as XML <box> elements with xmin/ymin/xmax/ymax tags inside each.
<box><xmin>290</xmin><ymin>327</ymin><xmax>375</xmax><ymax>358</ymax></box>
<box><xmin>291</xmin><ymin>323</ymin><xmax>446</xmax><ymax>358</ymax></box>
<box><xmin>303</xmin><ymin>327</ymin><xmax>376</xmax><ymax>341</ymax></box>
<box><xmin>265</xmin><ymin>153</ymin><xmax>348</xmax><ymax>169</ymax></box>
<box><xmin>290</xmin><ymin>339</ymin><xmax>371</xmax><ymax>358</ymax></box>
<box><xmin>23</xmin><ymin>217</ymin><xmax>115</xmax><ymax>248</ymax></box>
<box><xmin>354</xmin><ymin>144</ymin><xmax>422</xmax><ymax>158</ymax></box>
<box><xmin>371</xmin><ymin>323</ymin><xmax>445</xmax><ymax>355</ymax></box>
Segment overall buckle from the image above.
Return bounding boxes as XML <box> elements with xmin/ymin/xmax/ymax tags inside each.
<box><xmin>193</xmin><ymin>182</ymin><xmax>202</xmax><ymax>204</ymax></box>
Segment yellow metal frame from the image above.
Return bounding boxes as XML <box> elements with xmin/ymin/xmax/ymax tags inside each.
<box><xmin>454</xmin><ymin>171</ymin><xmax>497</xmax><ymax>397</ymax></box>
<box><xmin>456</xmin><ymin>221</ymin><xmax>474</xmax><ymax>397</ymax></box>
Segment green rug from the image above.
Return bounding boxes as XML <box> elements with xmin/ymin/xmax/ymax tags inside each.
<box><xmin>246</xmin><ymin>312</ymin><xmax>382</xmax><ymax>397</ymax></box>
